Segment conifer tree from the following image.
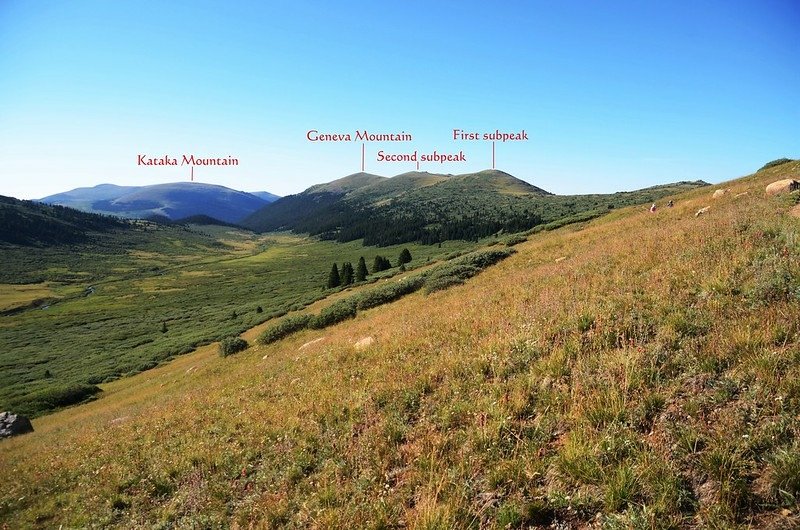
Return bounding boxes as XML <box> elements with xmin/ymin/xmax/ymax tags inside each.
<box><xmin>356</xmin><ymin>256</ymin><xmax>368</xmax><ymax>282</ymax></box>
<box><xmin>341</xmin><ymin>262</ymin><xmax>354</xmax><ymax>286</ymax></box>
<box><xmin>398</xmin><ymin>248</ymin><xmax>412</xmax><ymax>265</ymax></box>
<box><xmin>327</xmin><ymin>263</ymin><xmax>341</xmax><ymax>288</ymax></box>
<box><xmin>372</xmin><ymin>256</ymin><xmax>392</xmax><ymax>272</ymax></box>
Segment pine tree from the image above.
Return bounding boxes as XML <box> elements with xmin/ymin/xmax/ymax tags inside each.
<box><xmin>327</xmin><ymin>263</ymin><xmax>341</xmax><ymax>288</ymax></box>
<box><xmin>371</xmin><ymin>255</ymin><xmax>392</xmax><ymax>272</ymax></box>
<box><xmin>161</xmin><ymin>321</ymin><xmax>168</xmax><ymax>333</ymax></box>
<box><xmin>341</xmin><ymin>262</ymin><xmax>354</xmax><ymax>285</ymax></box>
<box><xmin>398</xmin><ymin>248</ymin><xmax>412</xmax><ymax>265</ymax></box>
<box><xmin>356</xmin><ymin>256</ymin><xmax>368</xmax><ymax>282</ymax></box>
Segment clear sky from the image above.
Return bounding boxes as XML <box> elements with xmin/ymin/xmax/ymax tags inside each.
<box><xmin>1</xmin><ymin>1</ymin><xmax>798</xmax><ymax>199</ymax></box>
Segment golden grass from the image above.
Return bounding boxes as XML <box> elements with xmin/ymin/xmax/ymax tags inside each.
<box><xmin>0</xmin><ymin>283</ymin><xmax>56</xmax><ymax>312</ymax></box>
<box><xmin>2</xmin><ymin>162</ymin><xmax>800</xmax><ymax>528</ymax></box>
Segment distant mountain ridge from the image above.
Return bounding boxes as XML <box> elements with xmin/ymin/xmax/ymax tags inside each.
<box><xmin>40</xmin><ymin>182</ymin><xmax>279</xmax><ymax>224</ymax></box>
<box><xmin>0</xmin><ymin>195</ymin><xmax>128</xmax><ymax>246</ymax></box>
<box><xmin>242</xmin><ymin>168</ymin><xmax>708</xmax><ymax>246</ymax></box>
<box><xmin>247</xmin><ymin>191</ymin><xmax>281</xmax><ymax>202</ymax></box>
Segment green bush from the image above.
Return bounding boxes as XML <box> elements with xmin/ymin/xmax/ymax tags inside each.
<box><xmin>424</xmin><ymin>276</ymin><xmax>469</xmax><ymax>294</ymax></box>
<box><xmin>424</xmin><ymin>248</ymin><xmax>515</xmax><ymax>294</ymax></box>
<box><xmin>502</xmin><ymin>234</ymin><xmax>528</xmax><ymax>246</ymax></box>
<box><xmin>758</xmin><ymin>158</ymin><xmax>793</xmax><ymax>172</ymax></box>
<box><xmin>19</xmin><ymin>384</ymin><xmax>102</xmax><ymax>416</ymax></box>
<box><xmin>258</xmin><ymin>314</ymin><xmax>312</xmax><ymax>345</ymax></box>
<box><xmin>527</xmin><ymin>210</ymin><xmax>604</xmax><ymax>235</ymax></box>
<box><xmin>309</xmin><ymin>298</ymin><xmax>358</xmax><ymax>329</ymax></box>
<box><xmin>356</xmin><ymin>276</ymin><xmax>425</xmax><ymax>310</ymax></box>
<box><xmin>424</xmin><ymin>263</ymin><xmax>479</xmax><ymax>292</ymax></box>
<box><xmin>219</xmin><ymin>337</ymin><xmax>248</xmax><ymax>357</ymax></box>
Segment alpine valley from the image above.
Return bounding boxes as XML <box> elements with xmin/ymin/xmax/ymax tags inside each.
<box><xmin>3</xmin><ymin>160</ymin><xmax>800</xmax><ymax>529</ymax></box>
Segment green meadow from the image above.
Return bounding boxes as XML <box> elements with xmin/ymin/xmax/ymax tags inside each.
<box><xmin>0</xmin><ymin>223</ymin><xmax>476</xmax><ymax>417</ymax></box>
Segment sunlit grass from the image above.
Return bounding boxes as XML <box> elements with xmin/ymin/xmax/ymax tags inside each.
<box><xmin>1</xmin><ymin>161</ymin><xmax>799</xmax><ymax>527</ymax></box>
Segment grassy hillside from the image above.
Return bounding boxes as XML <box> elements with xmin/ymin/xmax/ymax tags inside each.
<box><xmin>242</xmin><ymin>169</ymin><xmax>708</xmax><ymax>246</ymax></box>
<box><xmin>2</xmin><ymin>161</ymin><xmax>800</xmax><ymax>528</ymax></box>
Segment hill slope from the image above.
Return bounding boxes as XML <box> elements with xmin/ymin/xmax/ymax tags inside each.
<box><xmin>41</xmin><ymin>182</ymin><xmax>278</xmax><ymax>223</ymax></box>
<box><xmin>0</xmin><ymin>195</ymin><xmax>128</xmax><ymax>245</ymax></box>
<box><xmin>242</xmin><ymin>169</ymin><xmax>707</xmax><ymax>245</ymax></box>
<box><xmin>2</xmin><ymin>161</ymin><xmax>800</xmax><ymax>528</ymax></box>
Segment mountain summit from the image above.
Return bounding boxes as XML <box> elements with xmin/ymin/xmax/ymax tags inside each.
<box><xmin>40</xmin><ymin>182</ymin><xmax>279</xmax><ymax>224</ymax></box>
<box><xmin>241</xmin><ymin>169</ymin><xmax>703</xmax><ymax>246</ymax></box>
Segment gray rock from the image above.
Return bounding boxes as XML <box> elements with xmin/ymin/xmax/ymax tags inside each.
<box><xmin>0</xmin><ymin>411</ymin><xmax>34</xmax><ymax>439</ymax></box>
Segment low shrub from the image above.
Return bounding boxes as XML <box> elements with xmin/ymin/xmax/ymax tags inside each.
<box><xmin>356</xmin><ymin>276</ymin><xmax>425</xmax><ymax>310</ymax></box>
<box><xmin>503</xmin><ymin>234</ymin><xmax>528</xmax><ymax>247</ymax></box>
<box><xmin>258</xmin><ymin>314</ymin><xmax>312</xmax><ymax>345</ymax></box>
<box><xmin>309</xmin><ymin>298</ymin><xmax>358</xmax><ymax>329</ymax></box>
<box><xmin>424</xmin><ymin>248</ymin><xmax>515</xmax><ymax>294</ymax></box>
<box><xmin>219</xmin><ymin>337</ymin><xmax>248</xmax><ymax>357</ymax></box>
<box><xmin>758</xmin><ymin>158</ymin><xmax>793</xmax><ymax>172</ymax></box>
<box><xmin>424</xmin><ymin>274</ymin><xmax>474</xmax><ymax>294</ymax></box>
<box><xmin>20</xmin><ymin>384</ymin><xmax>102</xmax><ymax>416</ymax></box>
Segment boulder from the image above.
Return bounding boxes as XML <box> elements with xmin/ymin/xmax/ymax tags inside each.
<box><xmin>0</xmin><ymin>412</ymin><xmax>34</xmax><ymax>439</ymax></box>
<box><xmin>712</xmin><ymin>189</ymin><xmax>729</xmax><ymax>199</ymax></box>
<box><xmin>766</xmin><ymin>179</ymin><xmax>800</xmax><ymax>196</ymax></box>
<box><xmin>695</xmin><ymin>206</ymin><xmax>711</xmax><ymax>217</ymax></box>
<box><xmin>354</xmin><ymin>336</ymin><xmax>375</xmax><ymax>350</ymax></box>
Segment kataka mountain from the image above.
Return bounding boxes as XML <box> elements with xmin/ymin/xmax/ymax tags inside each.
<box><xmin>39</xmin><ymin>182</ymin><xmax>279</xmax><ymax>224</ymax></box>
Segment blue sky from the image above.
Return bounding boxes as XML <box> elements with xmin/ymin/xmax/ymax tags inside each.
<box><xmin>0</xmin><ymin>0</ymin><xmax>797</xmax><ymax>198</ymax></box>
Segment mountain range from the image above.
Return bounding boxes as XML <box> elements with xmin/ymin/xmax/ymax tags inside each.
<box><xmin>241</xmin><ymin>169</ymin><xmax>708</xmax><ymax>246</ymax></box>
<box><xmin>39</xmin><ymin>182</ymin><xmax>279</xmax><ymax>224</ymax></box>
<box><xmin>30</xmin><ymin>170</ymin><xmax>709</xmax><ymax>246</ymax></box>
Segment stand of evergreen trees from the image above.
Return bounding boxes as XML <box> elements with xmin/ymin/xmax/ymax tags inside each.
<box><xmin>0</xmin><ymin>195</ymin><xmax>129</xmax><ymax>246</ymax></box>
<box><xmin>327</xmin><ymin>257</ymin><xmax>370</xmax><ymax>289</ymax></box>
<box><xmin>372</xmin><ymin>255</ymin><xmax>391</xmax><ymax>273</ymax></box>
<box><xmin>325</xmin><ymin>250</ymin><xmax>412</xmax><ymax>289</ymax></box>
<box><xmin>245</xmin><ymin>181</ymin><xmax>708</xmax><ymax>247</ymax></box>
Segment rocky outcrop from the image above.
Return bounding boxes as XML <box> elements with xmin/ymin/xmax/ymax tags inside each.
<box><xmin>766</xmin><ymin>179</ymin><xmax>800</xmax><ymax>196</ymax></box>
<box><xmin>0</xmin><ymin>412</ymin><xmax>34</xmax><ymax>439</ymax></box>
